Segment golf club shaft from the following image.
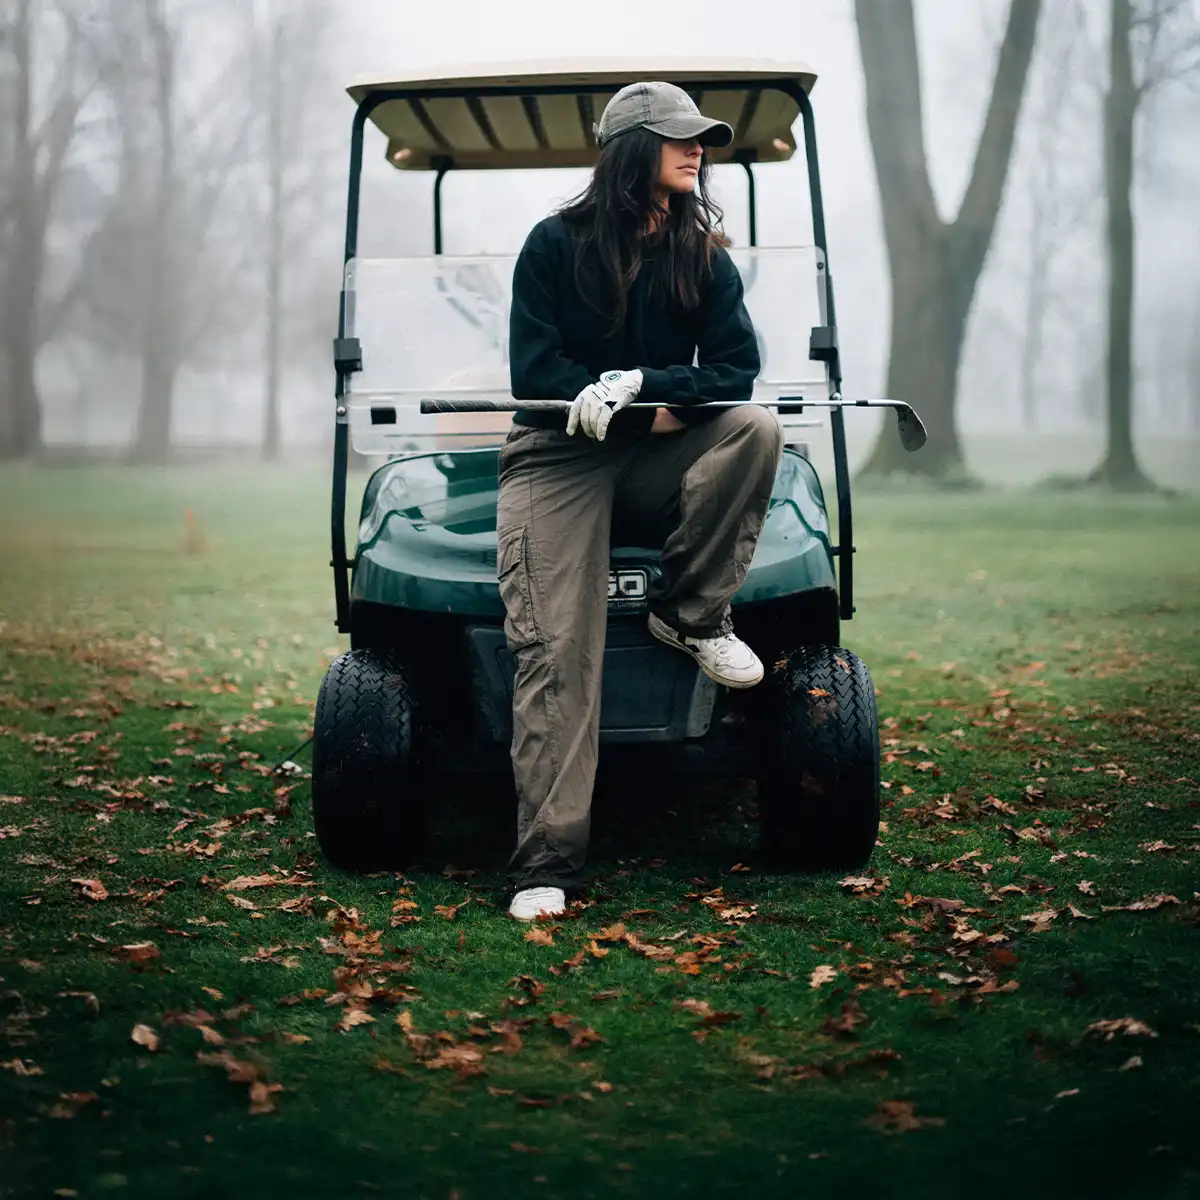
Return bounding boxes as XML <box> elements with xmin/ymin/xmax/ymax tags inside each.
<box><xmin>420</xmin><ymin>397</ymin><xmax>902</xmax><ymax>414</ymax></box>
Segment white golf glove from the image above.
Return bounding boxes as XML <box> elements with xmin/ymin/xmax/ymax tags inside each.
<box><xmin>566</xmin><ymin>369</ymin><xmax>643</xmax><ymax>441</ymax></box>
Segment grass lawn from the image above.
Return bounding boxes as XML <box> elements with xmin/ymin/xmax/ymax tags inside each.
<box><xmin>1</xmin><ymin>464</ymin><xmax>1198</xmax><ymax>1200</ymax></box>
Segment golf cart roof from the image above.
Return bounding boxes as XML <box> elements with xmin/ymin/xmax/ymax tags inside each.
<box><xmin>347</xmin><ymin>57</ymin><xmax>818</xmax><ymax>171</ymax></box>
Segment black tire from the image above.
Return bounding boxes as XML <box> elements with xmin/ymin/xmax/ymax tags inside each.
<box><xmin>756</xmin><ymin>645</ymin><xmax>880</xmax><ymax>870</ymax></box>
<box><xmin>311</xmin><ymin>648</ymin><xmax>427</xmax><ymax>871</ymax></box>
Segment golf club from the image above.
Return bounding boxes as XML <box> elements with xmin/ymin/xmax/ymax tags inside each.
<box><xmin>418</xmin><ymin>396</ymin><xmax>927</xmax><ymax>452</ymax></box>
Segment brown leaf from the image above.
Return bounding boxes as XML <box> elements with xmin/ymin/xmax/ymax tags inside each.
<box><xmin>111</xmin><ymin>941</ymin><xmax>161</xmax><ymax>964</ymax></box>
<box><xmin>195</xmin><ymin>1025</ymin><xmax>225</xmax><ymax>1046</ymax></box>
<box><xmin>248</xmin><ymin>1080</ymin><xmax>283</xmax><ymax>1115</ymax></box>
<box><xmin>591</xmin><ymin>989</ymin><xmax>623</xmax><ymax>1002</ymax></box>
<box><xmin>810</xmin><ymin>965</ymin><xmax>838</xmax><ymax>988</ymax></box>
<box><xmin>1083</xmin><ymin>1017</ymin><xmax>1158</xmax><ymax>1041</ymax></box>
<box><xmin>227</xmin><ymin>895</ymin><xmax>259</xmax><ymax>911</ymax></box>
<box><xmin>677</xmin><ymin>998</ymin><xmax>715</xmax><ymax>1019</ymax></box>
<box><xmin>223</xmin><ymin>874</ymin><xmax>306</xmax><ymax>891</ymax></box>
<box><xmin>434</xmin><ymin>899</ymin><xmax>470</xmax><ymax>921</ymax></box>
<box><xmin>1102</xmin><ymin>893</ymin><xmax>1179</xmax><ymax>913</ymax></box>
<box><xmin>1</xmin><ymin>1057</ymin><xmax>44</xmax><ymax>1076</ymax></box>
<box><xmin>196</xmin><ymin>1050</ymin><xmax>260</xmax><ymax>1084</ymax></box>
<box><xmin>821</xmin><ymin>999</ymin><xmax>869</xmax><ymax>1038</ymax></box>
<box><xmin>595</xmin><ymin>922</ymin><xmax>628</xmax><ymax>943</ymax></box>
<box><xmin>130</xmin><ymin>1023</ymin><xmax>160</xmax><ymax>1052</ymax></box>
<box><xmin>277</xmin><ymin>989</ymin><xmax>329</xmax><ymax>1006</ymax></box>
<box><xmin>585</xmin><ymin>939</ymin><xmax>609</xmax><ymax>959</ymax></box>
<box><xmin>509</xmin><ymin>975</ymin><xmax>546</xmax><ymax>1002</ymax></box>
<box><xmin>425</xmin><ymin>1043</ymin><xmax>485</xmax><ymax>1074</ymax></box>
<box><xmin>72</xmin><ymin>878</ymin><xmax>108</xmax><ymax>902</ymax></box>
<box><xmin>1020</xmin><ymin>908</ymin><xmax>1061</xmax><ymax>932</ymax></box>
<box><xmin>277</xmin><ymin>1031</ymin><xmax>311</xmax><ymax>1045</ymax></box>
<box><xmin>1118</xmin><ymin>1054</ymin><xmax>1143</xmax><ymax>1071</ymax></box>
<box><xmin>56</xmin><ymin>990</ymin><xmax>100</xmax><ymax>1015</ymax></box>
<box><xmin>865</xmin><ymin>1099</ymin><xmax>945</xmax><ymax>1134</ymax></box>
<box><xmin>524</xmin><ymin>927</ymin><xmax>555</xmax><ymax>947</ymax></box>
<box><xmin>336</xmin><ymin>1007</ymin><xmax>375</xmax><ymax>1032</ymax></box>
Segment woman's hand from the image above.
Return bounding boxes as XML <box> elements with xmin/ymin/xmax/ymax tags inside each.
<box><xmin>650</xmin><ymin>408</ymin><xmax>686</xmax><ymax>435</ymax></box>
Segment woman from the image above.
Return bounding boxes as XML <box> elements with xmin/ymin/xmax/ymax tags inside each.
<box><xmin>501</xmin><ymin>81</ymin><xmax>783</xmax><ymax>921</ymax></box>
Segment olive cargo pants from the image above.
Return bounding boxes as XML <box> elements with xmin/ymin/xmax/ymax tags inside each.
<box><xmin>496</xmin><ymin>405</ymin><xmax>783</xmax><ymax>892</ymax></box>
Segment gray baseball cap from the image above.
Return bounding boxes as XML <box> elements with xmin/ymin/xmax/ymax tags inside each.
<box><xmin>594</xmin><ymin>81</ymin><xmax>734</xmax><ymax>150</ymax></box>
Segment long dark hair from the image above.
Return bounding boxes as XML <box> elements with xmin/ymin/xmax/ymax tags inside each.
<box><xmin>558</xmin><ymin>127</ymin><xmax>726</xmax><ymax>333</ymax></box>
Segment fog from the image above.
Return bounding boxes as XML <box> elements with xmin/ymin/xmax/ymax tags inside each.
<box><xmin>4</xmin><ymin>0</ymin><xmax>1199</xmax><ymax>485</ymax></box>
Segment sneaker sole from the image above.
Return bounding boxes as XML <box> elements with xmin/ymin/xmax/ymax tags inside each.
<box><xmin>508</xmin><ymin>906</ymin><xmax>566</xmax><ymax>922</ymax></box>
<box><xmin>647</xmin><ymin>614</ymin><xmax>764</xmax><ymax>690</ymax></box>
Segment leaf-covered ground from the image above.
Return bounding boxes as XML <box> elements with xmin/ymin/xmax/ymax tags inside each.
<box><xmin>1</xmin><ymin>466</ymin><xmax>1198</xmax><ymax>1199</ymax></box>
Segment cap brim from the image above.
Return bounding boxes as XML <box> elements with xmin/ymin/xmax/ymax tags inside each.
<box><xmin>645</xmin><ymin>114</ymin><xmax>734</xmax><ymax>148</ymax></box>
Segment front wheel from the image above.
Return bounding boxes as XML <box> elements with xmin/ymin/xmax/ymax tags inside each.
<box><xmin>311</xmin><ymin>648</ymin><xmax>428</xmax><ymax>871</ymax></box>
<box><xmin>756</xmin><ymin>645</ymin><xmax>880</xmax><ymax>870</ymax></box>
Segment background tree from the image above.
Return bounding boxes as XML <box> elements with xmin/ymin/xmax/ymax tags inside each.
<box><xmin>255</xmin><ymin>0</ymin><xmax>335</xmax><ymax>462</ymax></box>
<box><xmin>1091</xmin><ymin>0</ymin><xmax>1200</xmax><ymax>489</ymax></box>
<box><xmin>0</xmin><ymin>0</ymin><xmax>91</xmax><ymax>459</ymax></box>
<box><xmin>854</xmin><ymin>0</ymin><xmax>1042</xmax><ymax>480</ymax></box>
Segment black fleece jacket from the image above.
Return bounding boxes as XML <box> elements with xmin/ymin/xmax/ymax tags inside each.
<box><xmin>508</xmin><ymin>214</ymin><xmax>760</xmax><ymax>433</ymax></box>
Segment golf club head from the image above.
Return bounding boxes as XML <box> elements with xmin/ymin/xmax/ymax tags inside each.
<box><xmin>894</xmin><ymin>404</ymin><xmax>927</xmax><ymax>452</ymax></box>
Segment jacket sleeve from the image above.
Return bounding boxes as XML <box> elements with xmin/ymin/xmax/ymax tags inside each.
<box><xmin>636</xmin><ymin>245</ymin><xmax>760</xmax><ymax>417</ymax></box>
<box><xmin>508</xmin><ymin>224</ymin><xmax>596</xmax><ymax>401</ymax></box>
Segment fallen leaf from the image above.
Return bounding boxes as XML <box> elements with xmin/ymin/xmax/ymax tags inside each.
<box><xmin>677</xmin><ymin>998</ymin><xmax>714</xmax><ymax>1019</ymax></box>
<box><xmin>248</xmin><ymin>1080</ymin><xmax>283</xmax><ymax>1115</ymax></box>
<box><xmin>222</xmin><ymin>874</ymin><xmax>307</xmax><ymax>891</ymax></box>
<box><xmin>1055</xmin><ymin>1087</ymin><xmax>1080</xmax><ymax>1099</ymax></box>
<box><xmin>227</xmin><ymin>895</ymin><xmax>258</xmax><ymax>911</ymax></box>
<box><xmin>1</xmin><ymin>1057</ymin><xmax>44</xmax><ymax>1076</ymax></box>
<box><xmin>1118</xmin><ymin>1055</ymin><xmax>1143</xmax><ymax>1071</ymax></box>
<box><xmin>524</xmin><ymin>927</ymin><xmax>555</xmax><ymax>948</ymax></box>
<box><xmin>1102</xmin><ymin>893</ymin><xmax>1179</xmax><ymax>913</ymax></box>
<box><xmin>1083</xmin><ymin>1017</ymin><xmax>1158</xmax><ymax>1041</ymax></box>
<box><xmin>72</xmin><ymin>878</ymin><xmax>108</xmax><ymax>902</ymax></box>
<box><xmin>111</xmin><ymin>942</ymin><xmax>161</xmax><ymax>964</ymax></box>
<box><xmin>277</xmin><ymin>1031</ymin><xmax>311</xmax><ymax>1045</ymax></box>
<box><xmin>56</xmin><ymin>990</ymin><xmax>100</xmax><ymax>1015</ymax></box>
<box><xmin>866</xmin><ymin>1099</ymin><xmax>945</xmax><ymax>1134</ymax></box>
<box><xmin>810</xmin><ymin>965</ymin><xmax>838</xmax><ymax>988</ymax></box>
<box><xmin>336</xmin><ymin>1007</ymin><xmax>375</xmax><ymax>1032</ymax></box>
<box><xmin>821</xmin><ymin>999</ymin><xmax>869</xmax><ymax>1037</ymax></box>
<box><xmin>434</xmin><ymin>899</ymin><xmax>470</xmax><ymax>921</ymax></box>
<box><xmin>130</xmin><ymin>1023</ymin><xmax>160</xmax><ymax>1052</ymax></box>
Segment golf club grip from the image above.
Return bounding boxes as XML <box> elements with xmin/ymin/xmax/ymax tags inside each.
<box><xmin>420</xmin><ymin>398</ymin><xmax>567</xmax><ymax>414</ymax></box>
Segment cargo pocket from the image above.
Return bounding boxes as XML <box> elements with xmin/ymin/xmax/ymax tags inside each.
<box><xmin>496</xmin><ymin>526</ymin><xmax>542</xmax><ymax>651</ymax></box>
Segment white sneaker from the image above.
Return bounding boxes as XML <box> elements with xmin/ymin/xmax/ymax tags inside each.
<box><xmin>648</xmin><ymin>612</ymin><xmax>764</xmax><ymax>689</ymax></box>
<box><xmin>508</xmin><ymin>886</ymin><xmax>566</xmax><ymax>921</ymax></box>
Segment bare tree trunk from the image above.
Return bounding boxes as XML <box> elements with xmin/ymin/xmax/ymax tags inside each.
<box><xmin>261</xmin><ymin>8</ymin><xmax>284</xmax><ymax>462</ymax></box>
<box><xmin>2</xmin><ymin>0</ymin><xmax>43</xmax><ymax>459</ymax></box>
<box><xmin>130</xmin><ymin>0</ymin><xmax>177</xmax><ymax>464</ymax></box>
<box><xmin>856</xmin><ymin>0</ymin><xmax>1042</xmax><ymax>479</ymax></box>
<box><xmin>1090</xmin><ymin>0</ymin><xmax>1155</xmax><ymax>489</ymax></box>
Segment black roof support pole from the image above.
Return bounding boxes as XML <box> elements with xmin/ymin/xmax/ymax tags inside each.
<box><xmin>332</xmin><ymin>95</ymin><xmax>386</xmax><ymax>636</ymax></box>
<box><xmin>792</xmin><ymin>82</ymin><xmax>853</xmax><ymax>620</ymax></box>
<box><xmin>432</xmin><ymin>157</ymin><xmax>452</xmax><ymax>255</ymax></box>
<box><xmin>734</xmin><ymin>150</ymin><xmax>758</xmax><ymax>247</ymax></box>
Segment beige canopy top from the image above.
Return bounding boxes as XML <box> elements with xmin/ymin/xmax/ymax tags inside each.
<box><xmin>347</xmin><ymin>57</ymin><xmax>817</xmax><ymax>171</ymax></box>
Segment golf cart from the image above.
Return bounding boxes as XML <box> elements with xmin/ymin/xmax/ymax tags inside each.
<box><xmin>314</xmin><ymin>58</ymin><xmax>925</xmax><ymax>873</ymax></box>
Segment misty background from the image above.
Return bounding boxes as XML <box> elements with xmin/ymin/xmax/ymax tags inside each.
<box><xmin>2</xmin><ymin>0</ymin><xmax>1198</xmax><ymax>487</ymax></box>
